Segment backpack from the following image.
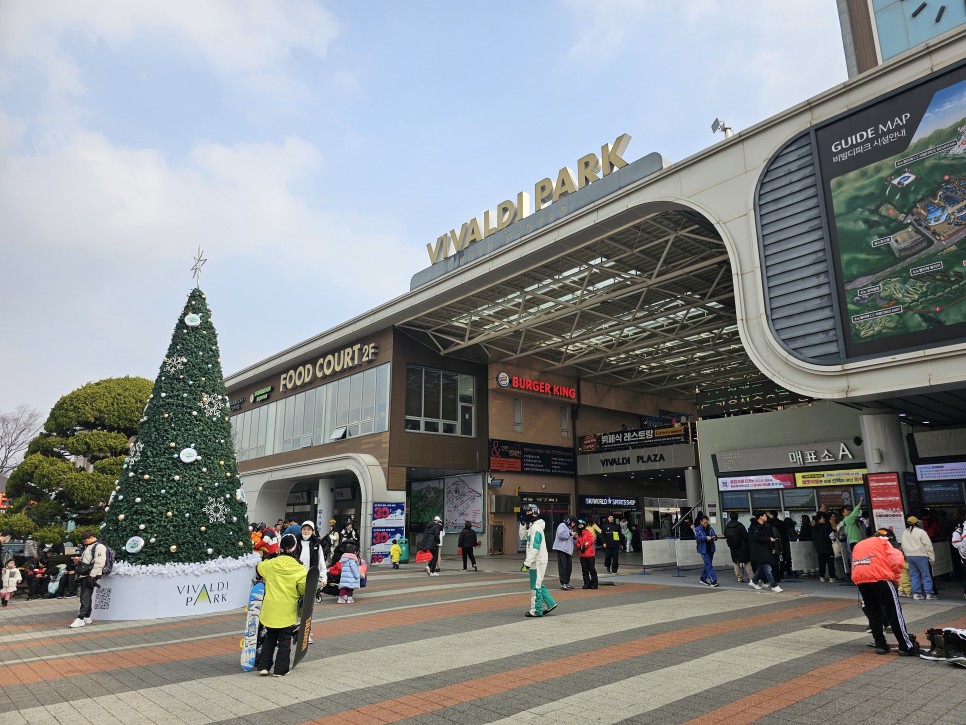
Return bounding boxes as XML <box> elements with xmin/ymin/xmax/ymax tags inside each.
<box><xmin>99</xmin><ymin>542</ymin><xmax>117</xmax><ymax>576</ymax></box>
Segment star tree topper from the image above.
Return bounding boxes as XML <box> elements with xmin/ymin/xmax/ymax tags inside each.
<box><xmin>191</xmin><ymin>247</ymin><xmax>208</xmax><ymax>287</ymax></box>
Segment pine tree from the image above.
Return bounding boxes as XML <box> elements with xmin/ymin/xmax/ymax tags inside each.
<box><xmin>101</xmin><ymin>288</ymin><xmax>251</xmax><ymax>565</ymax></box>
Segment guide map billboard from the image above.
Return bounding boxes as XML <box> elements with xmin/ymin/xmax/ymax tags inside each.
<box><xmin>816</xmin><ymin>61</ymin><xmax>966</xmax><ymax>357</ymax></box>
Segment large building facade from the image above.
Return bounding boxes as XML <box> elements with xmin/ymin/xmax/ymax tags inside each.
<box><xmin>227</xmin><ymin>29</ymin><xmax>966</xmax><ymax>561</ymax></box>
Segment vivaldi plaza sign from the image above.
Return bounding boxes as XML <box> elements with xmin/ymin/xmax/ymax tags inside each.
<box><xmin>426</xmin><ymin>134</ymin><xmax>632</xmax><ymax>265</ymax></box>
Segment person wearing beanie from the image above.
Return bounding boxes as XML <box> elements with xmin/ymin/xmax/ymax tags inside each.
<box><xmin>851</xmin><ymin>528</ymin><xmax>918</xmax><ymax>655</ymax></box>
<box><xmin>254</xmin><ymin>533</ymin><xmax>307</xmax><ymax>677</ymax></box>
<box><xmin>418</xmin><ymin>515</ymin><xmax>444</xmax><ymax>576</ymax></box>
<box><xmin>574</xmin><ymin>519</ymin><xmax>598</xmax><ymax>590</ymax></box>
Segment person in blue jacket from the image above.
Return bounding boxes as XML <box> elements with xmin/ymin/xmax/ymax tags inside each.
<box><xmin>695</xmin><ymin>514</ymin><xmax>720</xmax><ymax>587</ymax></box>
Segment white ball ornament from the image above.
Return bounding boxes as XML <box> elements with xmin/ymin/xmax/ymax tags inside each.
<box><xmin>118</xmin><ymin>514</ymin><xmax>125</xmax><ymax>520</ymax></box>
<box><xmin>160</xmin><ymin>489</ymin><xmax>166</xmax><ymax>494</ymax></box>
<box><xmin>200</xmin><ymin>526</ymin><xmax>206</xmax><ymax>533</ymax></box>
<box><xmin>169</xmin><ymin>442</ymin><xmax>176</xmax><ymax>448</ymax></box>
<box><xmin>138</xmin><ymin>524</ymin><xmax>145</xmax><ymax>530</ymax></box>
<box><xmin>149</xmin><ymin>537</ymin><xmax>156</xmax><ymax>543</ymax></box>
<box><xmin>173</xmin><ymin>476</ymin><xmax>180</xmax><ymax>481</ymax></box>
<box><xmin>207</xmin><ymin>548</ymin><xmax>213</xmax><ymax>555</ymax></box>
<box><xmin>166</xmin><ymin>511</ymin><xmax>173</xmax><ymax>518</ymax></box>
<box><xmin>125</xmin><ymin>536</ymin><xmax>145</xmax><ymax>554</ymax></box>
<box><xmin>161</xmin><ymin>393</ymin><xmax>166</xmax><ymax>397</ymax></box>
<box><xmin>143</xmin><ymin>475</ymin><xmax>150</xmax><ymax>480</ymax></box>
<box><xmin>201</xmin><ymin>467</ymin><xmax>207</xmax><ymax>473</ymax></box>
<box><xmin>170</xmin><ymin>545</ymin><xmax>178</xmax><ymax>553</ymax></box>
<box><xmin>192</xmin><ymin>411</ymin><xmax>198</xmax><ymax>416</ymax></box>
<box><xmin>128</xmin><ymin>472</ymin><xmax>135</xmax><ymax>477</ymax></box>
<box><xmin>134</xmin><ymin>497</ymin><xmax>141</xmax><ymax>503</ymax></box>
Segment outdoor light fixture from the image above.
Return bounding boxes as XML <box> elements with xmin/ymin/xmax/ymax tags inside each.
<box><xmin>711</xmin><ymin>117</ymin><xmax>733</xmax><ymax>138</ymax></box>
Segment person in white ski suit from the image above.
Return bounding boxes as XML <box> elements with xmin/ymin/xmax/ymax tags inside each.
<box><xmin>520</xmin><ymin>503</ymin><xmax>558</xmax><ymax>618</ymax></box>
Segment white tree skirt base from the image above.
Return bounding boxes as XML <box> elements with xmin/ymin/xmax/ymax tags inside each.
<box><xmin>92</xmin><ymin>564</ymin><xmax>257</xmax><ymax>620</ymax></box>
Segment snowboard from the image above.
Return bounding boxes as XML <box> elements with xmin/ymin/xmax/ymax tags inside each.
<box><xmin>291</xmin><ymin>566</ymin><xmax>320</xmax><ymax>670</ymax></box>
<box><xmin>240</xmin><ymin>579</ymin><xmax>265</xmax><ymax>671</ymax></box>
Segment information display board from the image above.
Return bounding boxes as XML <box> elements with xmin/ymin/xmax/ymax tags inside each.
<box><xmin>489</xmin><ymin>439</ymin><xmax>576</xmax><ymax>475</ymax></box>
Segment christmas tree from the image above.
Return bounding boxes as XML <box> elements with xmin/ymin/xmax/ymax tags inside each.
<box><xmin>101</xmin><ymin>281</ymin><xmax>251</xmax><ymax>566</ymax></box>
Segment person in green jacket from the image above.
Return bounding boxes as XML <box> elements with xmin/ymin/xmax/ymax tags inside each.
<box><xmin>254</xmin><ymin>534</ymin><xmax>307</xmax><ymax>677</ymax></box>
<box><xmin>840</xmin><ymin>496</ymin><xmax>866</xmax><ymax>575</ymax></box>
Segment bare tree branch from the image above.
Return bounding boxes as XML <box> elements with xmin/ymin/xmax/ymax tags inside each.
<box><xmin>0</xmin><ymin>405</ymin><xmax>43</xmax><ymax>475</ymax></box>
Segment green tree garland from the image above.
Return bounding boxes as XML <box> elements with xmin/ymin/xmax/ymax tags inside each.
<box><xmin>101</xmin><ymin>288</ymin><xmax>251</xmax><ymax>565</ymax></box>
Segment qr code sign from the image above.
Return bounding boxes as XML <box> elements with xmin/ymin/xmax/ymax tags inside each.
<box><xmin>94</xmin><ymin>587</ymin><xmax>112</xmax><ymax>610</ymax></box>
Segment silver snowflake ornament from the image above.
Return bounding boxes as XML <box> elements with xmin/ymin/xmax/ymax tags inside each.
<box><xmin>127</xmin><ymin>440</ymin><xmax>144</xmax><ymax>466</ymax></box>
<box><xmin>202</xmin><ymin>496</ymin><xmax>228</xmax><ymax>524</ymax></box>
<box><xmin>162</xmin><ymin>355</ymin><xmax>189</xmax><ymax>374</ymax></box>
<box><xmin>199</xmin><ymin>394</ymin><xmax>228</xmax><ymax>418</ymax></box>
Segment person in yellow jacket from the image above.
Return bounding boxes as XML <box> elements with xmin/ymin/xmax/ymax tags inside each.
<box><xmin>254</xmin><ymin>534</ymin><xmax>307</xmax><ymax>677</ymax></box>
<box><xmin>389</xmin><ymin>539</ymin><xmax>402</xmax><ymax>569</ymax></box>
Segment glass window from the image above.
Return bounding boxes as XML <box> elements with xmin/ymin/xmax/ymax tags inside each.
<box><xmin>264</xmin><ymin>401</ymin><xmax>277</xmax><ymax>456</ymax></box>
<box><xmin>513</xmin><ymin>398</ymin><xmax>523</xmax><ymax>433</ymax></box>
<box><xmin>375</xmin><ymin>364</ymin><xmax>390</xmax><ymax>433</ymax></box>
<box><xmin>361</xmin><ymin>368</ymin><xmax>376</xmax><ymax>434</ymax></box>
<box><xmin>348</xmin><ymin>371</ymin><xmax>363</xmax><ymax>433</ymax></box>
<box><xmin>324</xmin><ymin>381</ymin><xmax>338</xmax><ymax>443</ymax></box>
<box><xmin>337</xmin><ymin>377</ymin><xmax>350</xmax><ymax>427</ymax></box>
<box><xmin>441</xmin><ymin>371</ymin><xmax>459</xmax><ymax>422</ymax></box>
<box><xmin>560</xmin><ymin>405</ymin><xmax>569</xmax><ymax>438</ymax></box>
<box><xmin>282</xmin><ymin>395</ymin><xmax>295</xmax><ymax>450</ymax></box>
<box><xmin>405</xmin><ymin>366</ymin><xmax>423</xmax><ymax>417</ymax></box>
<box><xmin>405</xmin><ymin>364</ymin><xmax>475</xmax><ymax>438</ymax></box>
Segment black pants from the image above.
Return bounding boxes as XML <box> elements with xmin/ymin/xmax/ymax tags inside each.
<box><xmin>429</xmin><ymin>547</ymin><xmax>440</xmax><ymax>573</ymax></box>
<box><xmin>461</xmin><ymin>547</ymin><xmax>477</xmax><ymax>569</ymax></box>
<box><xmin>580</xmin><ymin>556</ymin><xmax>598</xmax><ymax>588</ymax></box>
<box><xmin>556</xmin><ymin>551</ymin><xmax>572</xmax><ymax>586</ymax></box>
<box><xmin>604</xmin><ymin>546</ymin><xmax>620</xmax><ymax>573</ymax></box>
<box><xmin>255</xmin><ymin>625</ymin><xmax>294</xmax><ymax>675</ymax></box>
<box><xmin>62</xmin><ymin>573</ymin><xmax>78</xmax><ymax>596</ymax></box>
<box><xmin>77</xmin><ymin>577</ymin><xmax>96</xmax><ymax>619</ymax></box>
<box><xmin>857</xmin><ymin>580</ymin><xmax>915</xmax><ymax>651</ymax></box>
<box><xmin>817</xmin><ymin>553</ymin><xmax>834</xmax><ymax>579</ymax></box>
<box><xmin>29</xmin><ymin>577</ymin><xmax>49</xmax><ymax>598</ymax></box>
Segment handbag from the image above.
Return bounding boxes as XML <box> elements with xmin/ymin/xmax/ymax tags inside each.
<box><xmin>415</xmin><ymin>549</ymin><xmax>432</xmax><ymax>563</ymax></box>
<box><xmin>75</xmin><ymin>562</ymin><xmax>94</xmax><ymax>576</ymax></box>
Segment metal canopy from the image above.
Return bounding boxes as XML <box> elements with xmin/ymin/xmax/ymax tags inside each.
<box><xmin>398</xmin><ymin>209</ymin><xmax>760</xmax><ymax>401</ymax></box>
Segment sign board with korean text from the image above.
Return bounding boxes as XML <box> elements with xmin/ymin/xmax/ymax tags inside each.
<box><xmin>795</xmin><ymin>469</ymin><xmax>867</xmax><ymax>487</ymax></box>
<box><xmin>714</xmin><ymin>441</ymin><xmax>861</xmax><ymax>474</ymax></box>
<box><xmin>717</xmin><ymin>474</ymin><xmax>795</xmax><ymax>491</ymax></box>
<box><xmin>867</xmin><ymin>472</ymin><xmax>906</xmax><ymax>541</ymax></box>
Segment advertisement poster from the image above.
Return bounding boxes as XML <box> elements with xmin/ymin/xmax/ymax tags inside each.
<box><xmin>816</xmin><ymin>488</ymin><xmax>855</xmax><ymax>509</ymax></box>
<box><xmin>370</xmin><ymin>526</ymin><xmax>406</xmax><ymax>564</ymax></box>
<box><xmin>782</xmin><ymin>489</ymin><xmax>817</xmax><ymax>510</ymax></box>
<box><xmin>867</xmin><ymin>472</ymin><xmax>906</xmax><ymax>540</ymax></box>
<box><xmin>717</xmin><ymin>474</ymin><xmax>794</xmax><ymax>491</ymax></box>
<box><xmin>410</xmin><ymin>479</ymin><xmax>444</xmax><ymax>527</ymax></box>
<box><xmin>371</xmin><ymin>502</ymin><xmax>405</xmax><ymax>527</ymax></box>
<box><xmin>489</xmin><ymin>439</ymin><xmax>576</xmax><ymax>475</ymax></box>
<box><xmin>816</xmin><ymin>61</ymin><xmax>966</xmax><ymax>357</ymax></box>
<box><xmin>443</xmin><ymin>474</ymin><xmax>483</xmax><ymax>532</ymax></box>
<box><xmin>795</xmin><ymin>469</ymin><xmax>867</xmax><ymax>487</ymax></box>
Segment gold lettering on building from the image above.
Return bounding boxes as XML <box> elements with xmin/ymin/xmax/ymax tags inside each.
<box><xmin>425</xmin><ymin>134</ymin><xmax>631</xmax><ymax>264</ymax></box>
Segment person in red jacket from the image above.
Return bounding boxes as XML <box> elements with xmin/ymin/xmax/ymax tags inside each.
<box><xmin>574</xmin><ymin>520</ymin><xmax>598</xmax><ymax>590</ymax></box>
<box><xmin>851</xmin><ymin>528</ymin><xmax>918</xmax><ymax>656</ymax></box>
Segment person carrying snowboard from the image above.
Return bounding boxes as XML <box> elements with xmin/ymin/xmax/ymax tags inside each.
<box><xmin>254</xmin><ymin>534</ymin><xmax>307</xmax><ymax>677</ymax></box>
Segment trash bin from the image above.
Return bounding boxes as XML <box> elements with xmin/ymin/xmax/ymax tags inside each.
<box><xmin>398</xmin><ymin>538</ymin><xmax>410</xmax><ymax>564</ymax></box>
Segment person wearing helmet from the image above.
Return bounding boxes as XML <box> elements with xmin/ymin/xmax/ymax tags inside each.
<box><xmin>520</xmin><ymin>504</ymin><xmax>557</xmax><ymax>617</ymax></box>
<box><xmin>851</xmin><ymin>527</ymin><xmax>918</xmax><ymax>656</ymax></box>
<box><xmin>419</xmin><ymin>515</ymin><xmax>444</xmax><ymax>576</ymax></box>
<box><xmin>254</xmin><ymin>534</ymin><xmax>307</xmax><ymax>676</ymax></box>
<box><xmin>574</xmin><ymin>519</ymin><xmax>599</xmax><ymax>589</ymax></box>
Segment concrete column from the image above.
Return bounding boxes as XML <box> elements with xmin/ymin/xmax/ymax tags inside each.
<box><xmin>684</xmin><ymin>467</ymin><xmax>702</xmax><ymax>509</ymax></box>
<box><xmin>316</xmin><ymin>478</ymin><xmax>336</xmax><ymax>532</ymax></box>
<box><xmin>858</xmin><ymin>410</ymin><xmax>907</xmax><ymax>475</ymax></box>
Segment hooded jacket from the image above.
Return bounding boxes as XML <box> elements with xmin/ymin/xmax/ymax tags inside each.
<box><xmin>552</xmin><ymin>520</ymin><xmax>574</xmax><ymax>555</ymax></box>
<box><xmin>256</xmin><ymin>553</ymin><xmax>307</xmax><ymax>628</ymax></box>
<box><xmin>523</xmin><ymin>518</ymin><xmax>549</xmax><ymax>568</ymax></box>
<box><xmin>575</xmin><ymin>528</ymin><xmax>596</xmax><ymax>558</ymax></box>
<box><xmin>850</xmin><ymin>536</ymin><xmax>904</xmax><ymax>585</ymax></box>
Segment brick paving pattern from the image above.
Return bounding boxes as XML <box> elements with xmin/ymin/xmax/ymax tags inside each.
<box><xmin>1</xmin><ymin>560</ymin><xmax>964</xmax><ymax>724</ymax></box>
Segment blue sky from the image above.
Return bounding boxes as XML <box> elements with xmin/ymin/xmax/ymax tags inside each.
<box><xmin>0</xmin><ymin>1</ymin><xmax>847</xmax><ymax>418</ymax></box>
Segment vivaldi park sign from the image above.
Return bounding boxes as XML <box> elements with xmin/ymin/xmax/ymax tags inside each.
<box><xmin>426</xmin><ymin>134</ymin><xmax>632</xmax><ymax>265</ymax></box>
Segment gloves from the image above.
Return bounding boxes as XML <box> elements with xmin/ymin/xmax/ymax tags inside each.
<box><xmin>521</xmin><ymin>564</ymin><xmax>529</xmax><ymax>572</ymax></box>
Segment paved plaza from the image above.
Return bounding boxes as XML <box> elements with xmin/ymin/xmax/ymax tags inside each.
<box><xmin>1</xmin><ymin>558</ymin><xmax>964</xmax><ymax>724</ymax></box>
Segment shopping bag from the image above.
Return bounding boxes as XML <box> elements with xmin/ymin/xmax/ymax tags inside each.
<box><xmin>415</xmin><ymin>549</ymin><xmax>432</xmax><ymax>563</ymax></box>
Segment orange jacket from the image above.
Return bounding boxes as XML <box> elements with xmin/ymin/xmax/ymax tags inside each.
<box><xmin>850</xmin><ymin>536</ymin><xmax>904</xmax><ymax>585</ymax></box>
